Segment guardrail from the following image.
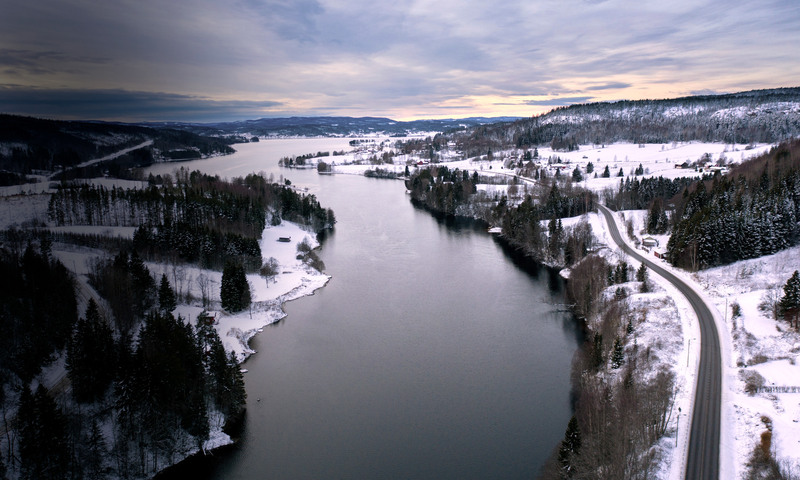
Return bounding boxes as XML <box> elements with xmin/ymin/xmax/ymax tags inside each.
<box><xmin>757</xmin><ymin>386</ymin><xmax>800</xmax><ymax>393</ymax></box>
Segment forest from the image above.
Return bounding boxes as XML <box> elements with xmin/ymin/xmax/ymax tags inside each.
<box><xmin>666</xmin><ymin>140</ymin><xmax>800</xmax><ymax>269</ymax></box>
<box><xmin>537</xmin><ymin>255</ymin><xmax>676</xmax><ymax>479</ymax></box>
<box><xmin>405</xmin><ymin>164</ymin><xmax>596</xmax><ymax>268</ymax></box>
<box><xmin>0</xmin><ymin>169</ymin><xmax>335</xmax><ymax>479</ymax></box>
<box><xmin>47</xmin><ymin>169</ymin><xmax>335</xmax><ymax>270</ymax></box>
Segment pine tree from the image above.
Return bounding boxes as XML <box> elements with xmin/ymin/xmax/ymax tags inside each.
<box><xmin>591</xmin><ymin>333</ymin><xmax>604</xmax><ymax>370</ymax></box>
<box><xmin>572</xmin><ymin>166</ymin><xmax>583</xmax><ymax>182</ymax></box>
<box><xmin>18</xmin><ymin>385</ymin><xmax>70</xmax><ymax>479</ymax></box>
<box><xmin>779</xmin><ymin>270</ymin><xmax>800</xmax><ymax>328</ymax></box>
<box><xmin>221</xmin><ymin>260</ymin><xmax>251</xmax><ymax>312</ymax></box>
<box><xmin>611</xmin><ymin>337</ymin><xmax>625</xmax><ymax>368</ymax></box>
<box><xmin>602</xmin><ymin>165</ymin><xmax>610</xmax><ymax>178</ymax></box>
<box><xmin>557</xmin><ymin>416</ymin><xmax>581</xmax><ymax>478</ymax></box>
<box><xmin>158</xmin><ymin>273</ymin><xmax>177</xmax><ymax>312</ymax></box>
<box><xmin>636</xmin><ymin>263</ymin><xmax>648</xmax><ymax>283</ymax></box>
<box><xmin>84</xmin><ymin>420</ymin><xmax>108</xmax><ymax>480</ymax></box>
<box><xmin>66</xmin><ymin>299</ymin><xmax>116</xmax><ymax>403</ymax></box>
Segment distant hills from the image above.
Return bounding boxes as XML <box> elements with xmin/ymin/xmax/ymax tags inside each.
<box><xmin>2</xmin><ymin>87</ymin><xmax>800</xmax><ymax>185</ymax></box>
<box><xmin>140</xmin><ymin>116</ymin><xmax>524</xmax><ymax>138</ymax></box>
<box><xmin>0</xmin><ymin>114</ymin><xmax>236</xmax><ymax>184</ymax></box>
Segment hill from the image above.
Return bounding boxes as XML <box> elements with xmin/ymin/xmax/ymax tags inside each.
<box><xmin>450</xmin><ymin>87</ymin><xmax>800</xmax><ymax>153</ymax></box>
<box><xmin>0</xmin><ymin>115</ymin><xmax>236</xmax><ymax>185</ymax></box>
<box><xmin>141</xmin><ymin>116</ymin><xmax>523</xmax><ymax>138</ymax></box>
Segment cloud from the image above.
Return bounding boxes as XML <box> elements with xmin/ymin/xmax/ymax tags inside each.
<box><xmin>586</xmin><ymin>82</ymin><xmax>632</xmax><ymax>91</ymax></box>
<box><xmin>0</xmin><ymin>49</ymin><xmax>111</xmax><ymax>76</ymax></box>
<box><xmin>1</xmin><ymin>0</ymin><xmax>799</xmax><ymax>120</ymax></box>
<box><xmin>525</xmin><ymin>96</ymin><xmax>595</xmax><ymax>106</ymax></box>
<box><xmin>0</xmin><ymin>87</ymin><xmax>282</xmax><ymax>122</ymax></box>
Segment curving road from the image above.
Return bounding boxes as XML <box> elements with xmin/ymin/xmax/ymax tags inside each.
<box><xmin>597</xmin><ymin>204</ymin><xmax>721</xmax><ymax>480</ymax></box>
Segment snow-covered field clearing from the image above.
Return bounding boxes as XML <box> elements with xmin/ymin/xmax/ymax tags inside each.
<box><xmin>309</xmin><ymin>141</ymin><xmax>772</xmax><ymax>188</ymax></box>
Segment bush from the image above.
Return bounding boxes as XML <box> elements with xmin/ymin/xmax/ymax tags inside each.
<box><xmin>740</xmin><ymin>369</ymin><xmax>765</xmax><ymax>395</ymax></box>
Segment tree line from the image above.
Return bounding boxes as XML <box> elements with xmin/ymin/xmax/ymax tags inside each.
<box><xmin>48</xmin><ymin>169</ymin><xmax>335</xmax><ymax>270</ymax></box>
<box><xmin>406</xmin><ymin>165</ymin><xmax>597</xmax><ymax>268</ymax></box>
<box><xmin>0</xmin><ymin>114</ymin><xmax>236</xmax><ymax>186</ymax></box>
<box><xmin>538</xmin><ymin>255</ymin><xmax>676</xmax><ymax>479</ymax></box>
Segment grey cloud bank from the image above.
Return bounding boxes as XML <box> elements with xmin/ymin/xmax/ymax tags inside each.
<box><xmin>1</xmin><ymin>0</ymin><xmax>798</xmax><ymax>121</ymax></box>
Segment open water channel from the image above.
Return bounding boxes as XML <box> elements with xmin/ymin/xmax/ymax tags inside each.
<box><xmin>149</xmin><ymin>140</ymin><xmax>581</xmax><ymax>479</ymax></box>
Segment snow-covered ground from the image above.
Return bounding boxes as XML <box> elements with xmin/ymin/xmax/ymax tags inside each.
<box><xmin>599</xmin><ymin>207</ymin><xmax>800</xmax><ymax>478</ymax></box>
<box><xmin>301</xmin><ymin>140</ymin><xmax>773</xmax><ymax>191</ymax></box>
<box><xmin>693</xmin><ymin>247</ymin><xmax>800</xmax><ymax>477</ymax></box>
<box><xmin>3</xmin><ymin>139</ymin><xmax>794</xmax><ymax>477</ymax></box>
<box><xmin>163</xmin><ymin>220</ymin><xmax>330</xmax><ymax>362</ymax></box>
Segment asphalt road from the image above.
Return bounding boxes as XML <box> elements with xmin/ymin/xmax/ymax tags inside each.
<box><xmin>597</xmin><ymin>204</ymin><xmax>721</xmax><ymax>480</ymax></box>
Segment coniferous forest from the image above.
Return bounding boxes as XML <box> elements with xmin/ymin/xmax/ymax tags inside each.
<box><xmin>667</xmin><ymin>140</ymin><xmax>800</xmax><ymax>269</ymax></box>
<box><xmin>406</xmin><ymin>164</ymin><xmax>596</xmax><ymax>267</ymax></box>
<box><xmin>0</xmin><ymin>168</ymin><xmax>335</xmax><ymax>479</ymax></box>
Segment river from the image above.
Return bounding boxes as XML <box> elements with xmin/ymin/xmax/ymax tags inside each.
<box><xmin>149</xmin><ymin>140</ymin><xmax>581</xmax><ymax>479</ymax></box>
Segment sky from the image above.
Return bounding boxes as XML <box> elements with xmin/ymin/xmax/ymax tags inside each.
<box><xmin>1</xmin><ymin>0</ymin><xmax>799</xmax><ymax>123</ymax></box>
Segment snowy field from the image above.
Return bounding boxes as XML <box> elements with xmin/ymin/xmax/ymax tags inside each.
<box><xmin>295</xmin><ymin>141</ymin><xmax>773</xmax><ymax>195</ymax></box>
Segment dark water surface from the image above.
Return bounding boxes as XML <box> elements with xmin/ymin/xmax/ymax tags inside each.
<box><xmin>153</xmin><ymin>143</ymin><xmax>581</xmax><ymax>479</ymax></box>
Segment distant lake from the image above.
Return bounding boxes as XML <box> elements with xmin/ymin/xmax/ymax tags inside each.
<box><xmin>151</xmin><ymin>140</ymin><xmax>581</xmax><ymax>479</ymax></box>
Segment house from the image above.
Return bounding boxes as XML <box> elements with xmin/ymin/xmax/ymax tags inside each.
<box><xmin>198</xmin><ymin>310</ymin><xmax>218</xmax><ymax>326</ymax></box>
<box><xmin>278</xmin><ymin>236</ymin><xmax>292</xmax><ymax>243</ymax></box>
<box><xmin>642</xmin><ymin>236</ymin><xmax>659</xmax><ymax>248</ymax></box>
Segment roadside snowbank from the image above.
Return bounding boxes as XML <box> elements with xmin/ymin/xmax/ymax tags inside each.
<box><xmin>600</xmin><ymin>207</ymin><xmax>800</xmax><ymax>478</ymax></box>
<box><xmin>691</xmin><ymin>247</ymin><xmax>800</xmax><ymax>476</ymax></box>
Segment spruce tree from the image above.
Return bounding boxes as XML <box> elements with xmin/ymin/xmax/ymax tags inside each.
<box><xmin>779</xmin><ymin>270</ymin><xmax>800</xmax><ymax>328</ymax></box>
<box><xmin>636</xmin><ymin>263</ymin><xmax>648</xmax><ymax>283</ymax></box>
<box><xmin>558</xmin><ymin>416</ymin><xmax>581</xmax><ymax>478</ymax></box>
<box><xmin>67</xmin><ymin>299</ymin><xmax>116</xmax><ymax>403</ymax></box>
<box><xmin>572</xmin><ymin>166</ymin><xmax>583</xmax><ymax>182</ymax></box>
<box><xmin>221</xmin><ymin>260</ymin><xmax>251</xmax><ymax>312</ymax></box>
<box><xmin>18</xmin><ymin>385</ymin><xmax>70</xmax><ymax>479</ymax></box>
<box><xmin>158</xmin><ymin>273</ymin><xmax>177</xmax><ymax>312</ymax></box>
<box><xmin>611</xmin><ymin>337</ymin><xmax>625</xmax><ymax>368</ymax></box>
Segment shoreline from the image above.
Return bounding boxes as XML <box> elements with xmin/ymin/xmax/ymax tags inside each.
<box><xmin>149</xmin><ymin>220</ymin><xmax>332</xmax><ymax>477</ymax></box>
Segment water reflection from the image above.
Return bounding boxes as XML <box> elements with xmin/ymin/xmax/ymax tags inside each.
<box><xmin>149</xmin><ymin>145</ymin><xmax>581</xmax><ymax>480</ymax></box>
